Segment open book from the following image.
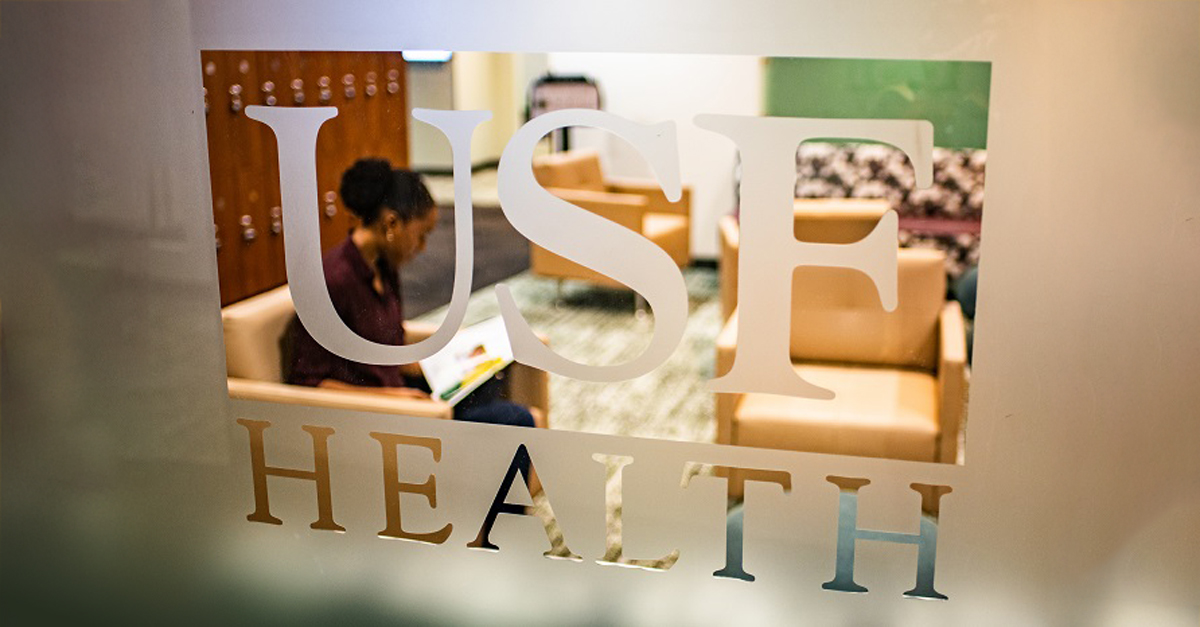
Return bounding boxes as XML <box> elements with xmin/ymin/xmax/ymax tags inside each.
<box><xmin>418</xmin><ymin>316</ymin><xmax>514</xmax><ymax>407</ymax></box>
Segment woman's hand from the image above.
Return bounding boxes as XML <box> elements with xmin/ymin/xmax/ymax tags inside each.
<box><xmin>318</xmin><ymin>379</ymin><xmax>431</xmax><ymax>400</ymax></box>
<box><xmin>382</xmin><ymin>387</ymin><xmax>431</xmax><ymax>400</ymax></box>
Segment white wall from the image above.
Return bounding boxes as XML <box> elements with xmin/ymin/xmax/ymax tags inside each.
<box><xmin>452</xmin><ymin>52</ymin><xmax>549</xmax><ymax>166</ymax></box>
<box><xmin>406</xmin><ymin>61</ymin><xmax>454</xmax><ymax>170</ymax></box>
<box><xmin>546</xmin><ymin>53</ymin><xmax>763</xmax><ymax>259</ymax></box>
<box><xmin>452</xmin><ymin>52</ymin><xmax>510</xmax><ymax>164</ymax></box>
<box><xmin>407</xmin><ymin>51</ymin><xmax>761</xmax><ymax>254</ymax></box>
<box><xmin>410</xmin><ymin>52</ymin><xmax>548</xmax><ymax>169</ymax></box>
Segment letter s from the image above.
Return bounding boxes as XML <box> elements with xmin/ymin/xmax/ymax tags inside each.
<box><xmin>496</xmin><ymin>110</ymin><xmax>688</xmax><ymax>382</ymax></box>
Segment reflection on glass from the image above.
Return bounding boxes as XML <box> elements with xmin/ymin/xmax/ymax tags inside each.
<box><xmin>203</xmin><ymin>54</ymin><xmax>987</xmax><ymax>519</ymax></box>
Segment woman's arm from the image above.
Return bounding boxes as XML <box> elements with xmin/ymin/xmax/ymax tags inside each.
<box><xmin>398</xmin><ymin>361</ymin><xmax>424</xmax><ymax>379</ymax></box>
<box><xmin>317</xmin><ymin>379</ymin><xmax>430</xmax><ymax>399</ymax></box>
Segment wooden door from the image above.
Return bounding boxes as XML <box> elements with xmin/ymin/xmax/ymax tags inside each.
<box><xmin>201</xmin><ymin>51</ymin><xmax>410</xmax><ymax>306</ymax></box>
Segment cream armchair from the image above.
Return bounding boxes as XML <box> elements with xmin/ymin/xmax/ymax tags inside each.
<box><xmin>530</xmin><ymin>150</ymin><xmax>691</xmax><ymax>289</ymax></box>
<box><xmin>221</xmin><ymin>285</ymin><xmax>550</xmax><ymax>424</ymax></box>
<box><xmin>715</xmin><ymin>245</ymin><xmax>967</xmax><ymax>496</ymax></box>
<box><xmin>720</xmin><ymin>198</ymin><xmax>892</xmax><ymax>321</ymax></box>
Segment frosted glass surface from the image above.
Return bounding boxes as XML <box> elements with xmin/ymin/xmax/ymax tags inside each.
<box><xmin>1</xmin><ymin>1</ymin><xmax>1198</xmax><ymax>624</ymax></box>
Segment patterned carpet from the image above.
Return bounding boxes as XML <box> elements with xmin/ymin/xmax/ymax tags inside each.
<box><xmin>401</xmin><ymin>202</ymin><xmax>530</xmax><ymax>319</ymax></box>
<box><xmin>413</xmin><ymin>267</ymin><xmax>722</xmax><ymax>444</ymax></box>
<box><xmin>413</xmin><ymin>268</ymin><xmax>720</xmax><ymax>565</ymax></box>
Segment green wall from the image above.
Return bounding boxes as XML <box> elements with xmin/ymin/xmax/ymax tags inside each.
<box><xmin>764</xmin><ymin>58</ymin><xmax>991</xmax><ymax>149</ymax></box>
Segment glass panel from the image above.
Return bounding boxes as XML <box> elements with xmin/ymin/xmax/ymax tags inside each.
<box><xmin>1</xmin><ymin>1</ymin><xmax>1197</xmax><ymax>625</ymax></box>
<box><xmin>202</xmin><ymin>50</ymin><xmax>986</xmax><ymax>470</ymax></box>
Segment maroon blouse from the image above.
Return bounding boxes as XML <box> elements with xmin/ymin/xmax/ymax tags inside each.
<box><xmin>287</xmin><ymin>237</ymin><xmax>410</xmax><ymax>388</ymax></box>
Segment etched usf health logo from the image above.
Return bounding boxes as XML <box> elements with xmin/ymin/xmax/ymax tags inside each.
<box><xmin>226</xmin><ymin>97</ymin><xmax>958</xmax><ymax>599</ymax></box>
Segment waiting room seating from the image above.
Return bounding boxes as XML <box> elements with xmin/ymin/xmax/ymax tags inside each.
<box><xmin>794</xmin><ymin>142</ymin><xmax>986</xmax><ymax>281</ymax></box>
<box><xmin>221</xmin><ymin>285</ymin><xmax>550</xmax><ymax>425</ymax></box>
<box><xmin>531</xmin><ymin>151</ymin><xmax>691</xmax><ymax>290</ymax></box>
<box><xmin>719</xmin><ymin>198</ymin><xmax>892</xmax><ymax>321</ymax></box>
<box><xmin>714</xmin><ymin>209</ymin><xmax>967</xmax><ymax>497</ymax></box>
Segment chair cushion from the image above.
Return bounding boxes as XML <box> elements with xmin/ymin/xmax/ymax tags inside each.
<box><xmin>734</xmin><ymin>362</ymin><xmax>939</xmax><ymax>462</ymax></box>
<box><xmin>643</xmin><ymin>213</ymin><xmax>689</xmax><ymax>266</ymax></box>
<box><xmin>789</xmin><ymin>248</ymin><xmax>945</xmax><ymax>370</ymax></box>
<box><xmin>793</xmin><ymin>198</ymin><xmax>891</xmax><ymax>243</ymax></box>
<box><xmin>532</xmin><ymin>151</ymin><xmax>606</xmax><ymax>192</ymax></box>
<box><xmin>221</xmin><ymin>285</ymin><xmax>295</xmax><ymax>382</ymax></box>
<box><xmin>531</xmin><ymin>212</ymin><xmax>690</xmax><ymax>286</ymax></box>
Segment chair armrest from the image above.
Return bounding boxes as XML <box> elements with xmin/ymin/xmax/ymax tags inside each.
<box><xmin>227</xmin><ymin>377</ymin><xmax>453</xmax><ymax>419</ymax></box>
<box><xmin>504</xmin><ymin>362</ymin><xmax>550</xmax><ymax>426</ymax></box>
<box><xmin>936</xmin><ymin>301</ymin><xmax>968</xmax><ymax>464</ymax></box>
<box><xmin>713</xmin><ymin>309</ymin><xmax>744</xmax><ymax>445</ymax></box>
<box><xmin>718</xmin><ymin>215</ymin><xmax>740</xmax><ymax>321</ymax></box>
<box><xmin>404</xmin><ymin>320</ymin><xmax>438</xmax><ymax>343</ymax></box>
<box><xmin>719</xmin><ymin>214</ymin><xmax>739</xmax><ymax>250</ymax></box>
<box><xmin>715</xmin><ymin>308</ymin><xmax>740</xmax><ymax>378</ymax></box>
<box><xmin>498</xmin><ymin>329</ymin><xmax>551</xmax><ymax>423</ymax></box>
<box><xmin>605</xmin><ymin>178</ymin><xmax>692</xmax><ymax>216</ymax></box>
<box><xmin>548</xmin><ymin>187</ymin><xmax>650</xmax><ymax>231</ymax></box>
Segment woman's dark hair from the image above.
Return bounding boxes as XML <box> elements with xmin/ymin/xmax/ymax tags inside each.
<box><xmin>339</xmin><ymin>158</ymin><xmax>435</xmax><ymax>225</ymax></box>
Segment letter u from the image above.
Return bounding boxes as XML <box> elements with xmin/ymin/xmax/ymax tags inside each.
<box><xmin>245</xmin><ymin>105</ymin><xmax>490</xmax><ymax>364</ymax></box>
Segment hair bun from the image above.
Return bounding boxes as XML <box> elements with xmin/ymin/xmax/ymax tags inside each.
<box><xmin>339</xmin><ymin>158</ymin><xmax>394</xmax><ymax>220</ymax></box>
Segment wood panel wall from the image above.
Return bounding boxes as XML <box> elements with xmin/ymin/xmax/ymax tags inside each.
<box><xmin>202</xmin><ymin>51</ymin><xmax>409</xmax><ymax>306</ymax></box>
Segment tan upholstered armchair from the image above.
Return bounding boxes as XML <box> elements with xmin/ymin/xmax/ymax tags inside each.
<box><xmin>719</xmin><ymin>198</ymin><xmax>893</xmax><ymax>321</ymax></box>
<box><xmin>715</xmin><ymin>215</ymin><xmax>967</xmax><ymax>494</ymax></box>
<box><xmin>530</xmin><ymin>151</ymin><xmax>691</xmax><ymax>289</ymax></box>
<box><xmin>221</xmin><ymin>285</ymin><xmax>550</xmax><ymax>425</ymax></box>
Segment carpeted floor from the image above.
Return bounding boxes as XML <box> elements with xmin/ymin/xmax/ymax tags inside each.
<box><xmin>413</xmin><ymin>267</ymin><xmax>721</xmax><ymax>443</ymax></box>
<box><xmin>400</xmin><ymin>203</ymin><xmax>530</xmax><ymax>319</ymax></box>
<box><xmin>413</xmin><ymin>268</ymin><xmax>720</xmax><ymax>566</ymax></box>
<box><xmin>415</xmin><ymin>173</ymin><xmax>719</xmax><ymax>565</ymax></box>
<box><xmin>410</xmin><ymin>172</ymin><xmax>968</xmax><ymax>564</ymax></box>
<box><xmin>413</xmin><ymin>172</ymin><xmax>721</xmax><ymax>442</ymax></box>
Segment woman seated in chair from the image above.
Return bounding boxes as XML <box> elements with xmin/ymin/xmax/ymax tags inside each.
<box><xmin>287</xmin><ymin>158</ymin><xmax>535</xmax><ymax>430</ymax></box>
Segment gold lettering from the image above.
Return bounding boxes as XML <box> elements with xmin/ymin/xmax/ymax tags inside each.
<box><xmin>369</xmin><ymin>432</ymin><xmax>452</xmax><ymax>544</ymax></box>
<box><xmin>236</xmin><ymin>419</ymin><xmax>344</xmax><ymax>532</ymax></box>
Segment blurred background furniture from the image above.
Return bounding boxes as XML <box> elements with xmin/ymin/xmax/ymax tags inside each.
<box><xmin>954</xmin><ymin>265</ymin><xmax>978</xmax><ymax>364</ymax></box>
<box><xmin>221</xmin><ymin>285</ymin><xmax>550</xmax><ymax>425</ymax></box>
<box><xmin>719</xmin><ymin>198</ymin><xmax>891</xmax><ymax>321</ymax></box>
<box><xmin>794</xmin><ymin>143</ymin><xmax>985</xmax><ymax>281</ymax></box>
<box><xmin>714</xmin><ymin>213</ymin><xmax>967</xmax><ymax>497</ymax></box>
<box><xmin>530</xmin><ymin>150</ymin><xmax>691</xmax><ymax>294</ymax></box>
